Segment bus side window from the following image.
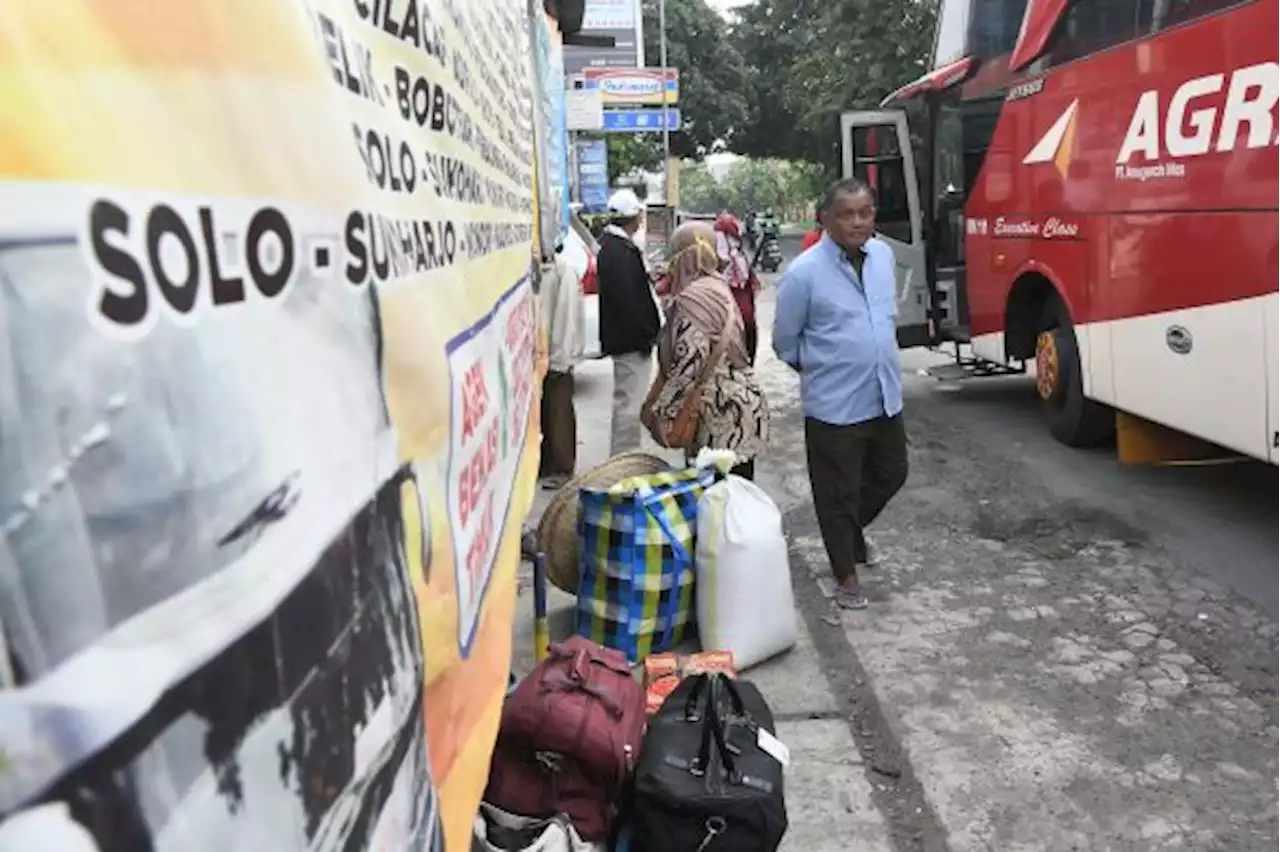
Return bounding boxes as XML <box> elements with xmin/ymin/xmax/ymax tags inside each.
<box><xmin>1152</xmin><ymin>0</ymin><xmax>1243</xmax><ymax>30</ymax></box>
<box><xmin>851</xmin><ymin>125</ymin><xmax>914</xmax><ymax>244</ymax></box>
<box><xmin>1045</xmin><ymin>0</ymin><xmax>1142</xmax><ymax>65</ymax></box>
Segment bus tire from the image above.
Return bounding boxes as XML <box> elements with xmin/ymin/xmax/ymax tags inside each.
<box><xmin>1036</xmin><ymin>296</ymin><xmax>1114</xmax><ymax>448</ymax></box>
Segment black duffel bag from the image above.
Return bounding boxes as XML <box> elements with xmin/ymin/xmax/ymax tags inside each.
<box><xmin>632</xmin><ymin>673</ymin><xmax>788</xmax><ymax>852</ymax></box>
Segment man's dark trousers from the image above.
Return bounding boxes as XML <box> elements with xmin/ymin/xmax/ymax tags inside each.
<box><xmin>539</xmin><ymin>370</ymin><xmax>576</xmax><ymax>477</ymax></box>
<box><xmin>803</xmin><ymin>414</ymin><xmax>908</xmax><ymax>583</ymax></box>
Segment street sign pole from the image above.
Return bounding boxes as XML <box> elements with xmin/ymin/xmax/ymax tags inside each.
<box><xmin>658</xmin><ymin>0</ymin><xmax>671</xmax><ymax>205</ymax></box>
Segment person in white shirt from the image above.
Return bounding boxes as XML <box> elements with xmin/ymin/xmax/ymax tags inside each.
<box><xmin>539</xmin><ymin>235</ymin><xmax>586</xmax><ymax>488</ymax></box>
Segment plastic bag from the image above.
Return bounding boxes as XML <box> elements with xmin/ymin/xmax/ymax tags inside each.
<box><xmin>695</xmin><ymin>476</ymin><xmax>797</xmax><ymax>670</ymax></box>
<box><xmin>473</xmin><ymin>802</ymin><xmax>602</xmax><ymax>851</ymax></box>
<box><xmin>692</xmin><ymin>447</ymin><xmax>737</xmax><ymax>473</ymax></box>
<box><xmin>578</xmin><ymin>466</ymin><xmax>721</xmax><ymax>662</ymax></box>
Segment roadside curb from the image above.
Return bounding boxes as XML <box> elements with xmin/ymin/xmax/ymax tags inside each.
<box><xmin>783</xmin><ymin>503</ymin><xmax>951</xmax><ymax>852</ymax></box>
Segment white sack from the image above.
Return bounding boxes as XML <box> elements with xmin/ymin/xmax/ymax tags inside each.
<box><xmin>695</xmin><ymin>475</ymin><xmax>797</xmax><ymax>670</ymax></box>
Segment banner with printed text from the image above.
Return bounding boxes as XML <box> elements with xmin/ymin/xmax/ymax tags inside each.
<box><xmin>0</xmin><ymin>1</ymin><xmax>544</xmax><ymax>850</ymax></box>
<box><xmin>533</xmin><ymin>12</ymin><xmax>570</xmax><ymax>251</ymax></box>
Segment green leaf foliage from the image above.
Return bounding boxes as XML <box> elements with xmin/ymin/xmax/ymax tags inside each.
<box><xmin>594</xmin><ymin>0</ymin><xmax>935</xmax><ymax>190</ymax></box>
<box><xmin>730</xmin><ymin>0</ymin><xmax>936</xmax><ymax>172</ymax></box>
<box><xmin>678</xmin><ymin>157</ymin><xmax>826</xmax><ymax>220</ymax></box>
<box><xmin>606</xmin><ymin>136</ymin><xmax>663</xmax><ymax>184</ymax></box>
<box><xmin>642</xmin><ymin>0</ymin><xmax>751</xmax><ymax>157</ymax></box>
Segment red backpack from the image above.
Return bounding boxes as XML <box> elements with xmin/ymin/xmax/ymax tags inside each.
<box><xmin>485</xmin><ymin>637</ymin><xmax>646</xmax><ymax>841</ymax></box>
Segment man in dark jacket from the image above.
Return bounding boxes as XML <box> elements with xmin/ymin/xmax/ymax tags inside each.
<box><xmin>598</xmin><ymin>189</ymin><xmax>661</xmax><ymax>454</ymax></box>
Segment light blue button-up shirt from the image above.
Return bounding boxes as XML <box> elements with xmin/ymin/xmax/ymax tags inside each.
<box><xmin>772</xmin><ymin>233</ymin><xmax>904</xmax><ymax>426</ymax></box>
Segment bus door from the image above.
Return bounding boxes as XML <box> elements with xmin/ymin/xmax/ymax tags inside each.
<box><xmin>840</xmin><ymin>110</ymin><xmax>931</xmax><ymax>348</ymax></box>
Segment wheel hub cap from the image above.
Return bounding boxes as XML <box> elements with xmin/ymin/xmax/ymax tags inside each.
<box><xmin>1035</xmin><ymin>331</ymin><xmax>1059</xmax><ymax>401</ymax></box>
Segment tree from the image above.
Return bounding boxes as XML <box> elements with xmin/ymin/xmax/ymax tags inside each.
<box><xmin>773</xmin><ymin>159</ymin><xmax>825</xmax><ymax>216</ymax></box>
<box><xmin>678</xmin><ymin>160</ymin><xmax>731</xmax><ymax>212</ymax></box>
<box><xmin>642</xmin><ymin>0</ymin><xmax>750</xmax><ymax>157</ymax></box>
<box><xmin>606</xmin><ymin>135</ymin><xmax>662</xmax><ymax>184</ymax></box>
<box><xmin>729</xmin><ymin>0</ymin><xmax>815</xmax><ymax>162</ymax></box>
<box><xmin>733</xmin><ymin>158</ymin><xmax>788</xmax><ymax>212</ymax></box>
<box><xmin>732</xmin><ymin>0</ymin><xmax>936</xmax><ymax>172</ymax></box>
<box><xmin>676</xmin><ymin>156</ymin><xmax>829</xmax><ymax>219</ymax></box>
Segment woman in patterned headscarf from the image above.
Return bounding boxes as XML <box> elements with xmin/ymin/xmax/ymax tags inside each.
<box><xmin>647</xmin><ymin>220</ymin><xmax>768</xmax><ymax>479</ymax></box>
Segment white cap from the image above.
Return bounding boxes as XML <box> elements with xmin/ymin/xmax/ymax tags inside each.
<box><xmin>607</xmin><ymin>189</ymin><xmax>644</xmax><ymax>218</ymax></box>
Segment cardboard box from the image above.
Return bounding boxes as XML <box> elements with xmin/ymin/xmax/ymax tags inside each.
<box><xmin>643</xmin><ymin>650</ymin><xmax>736</xmax><ymax>688</ymax></box>
<box><xmin>642</xmin><ymin>651</ymin><xmax>737</xmax><ymax>715</ymax></box>
<box><xmin>644</xmin><ymin>675</ymin><xmax>682</xmax><ymax>715</ymax></box>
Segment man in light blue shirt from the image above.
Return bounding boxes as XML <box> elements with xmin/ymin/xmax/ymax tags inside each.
<box><xmin>773</xmin><ymin>178</ymin><xmax>909</xmax><ymax>610</ymax></box>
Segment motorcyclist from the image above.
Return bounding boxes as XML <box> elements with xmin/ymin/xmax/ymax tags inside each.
<box><xmin>744</xmin><ymin>211</ymin><xmax>759</xmax><ymax>249</ymax></box>
<box><xmin>757</xmin><ymin>208</ymin><xmax>779</xmax><ymax>240</ymax></box>
<box><xmin>751</xmin><ymin>208</ymin><xmax>783</xmax><ymax>273</ymax></box>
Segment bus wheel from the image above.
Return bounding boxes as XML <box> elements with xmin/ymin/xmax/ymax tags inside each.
<box><xmin>1036</xmin><ymin>297</ymin><xmax>1114</xmax><ymax>448</ymax></box>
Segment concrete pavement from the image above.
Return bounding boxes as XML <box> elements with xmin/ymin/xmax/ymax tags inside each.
<box><xmin>512</xmin><ymin>349</ymin><xmax>897</xmax><ymax>852</ymax></box>
<box><xmin>513</xmin><ymin>267</ymin><xmax>1278</xmax><ymax>851</ymax></box>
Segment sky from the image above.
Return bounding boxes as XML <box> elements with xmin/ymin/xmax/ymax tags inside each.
<box><xmin>706</xmin><ymin>0</ymin><xmax>750</xmax><ymax>15</ymax></box>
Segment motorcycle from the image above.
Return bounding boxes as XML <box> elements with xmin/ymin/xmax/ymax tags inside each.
<box><xmin>748</xmin><ymin>227</ymin><xmax>782</xmax><ymax>273</ymax></box>
<box><xmin>750</xmin><ymin>213</ymin><xmax>782</xmax><ymax>272</ymax></box>
<box><xmin>758</xmin><ymin>236</ymin><xmax>783</xmax><ymax>273</ymax></box>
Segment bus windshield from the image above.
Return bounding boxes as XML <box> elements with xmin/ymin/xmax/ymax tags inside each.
<box><xmin>933</xmin><ymin>0</ymin><xmax>1030</xmax><ymax>66</ymax></box>
<box><xmin>934</xmin><ymin>0</ymin><xmax>972</xmax><ymax>65</ymax></box>
<box><xmin>972</xmin><ymin>0</ymin><xmax>1029</xmax><ymax>57</ymax></box>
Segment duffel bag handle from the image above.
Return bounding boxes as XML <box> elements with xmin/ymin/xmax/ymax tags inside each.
<box><xmin>683</xmin><ymin>672</ymin><xmax>746</xmax><ymax>722</ymax></box>
<box><xmin>717</xmin><ymin>676</ymin><xmax>753</xmax><ymax>727</ymax></box>
<box><xmin>548</xmin><ymin>641</ymin><xmax>631</xmax><ymax>677</ymax></box>
<box><xmin>683</xmin><ymin>675</ymin><xmax>708</xmax><ymax>720</ymax></box>
<box><xmin>636</xmin><ymin>468</ymin><xmax>720</xmax><ymax>567</ymax></box>
<box><xmin>541</xmin><ymin>670</ymin><xmax>625</xmax><ymax>719</ymax></box>
<box><xmin>690</xmin><ymin>675</ymin><xmax>738</xmax><ymax>779</ymax></box>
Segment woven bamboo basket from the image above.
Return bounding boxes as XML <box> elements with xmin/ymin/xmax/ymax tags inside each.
<box><xmin>538</xmin><ymin>452</ymin><xmax>673</xmax><ymax>593</ymax></box>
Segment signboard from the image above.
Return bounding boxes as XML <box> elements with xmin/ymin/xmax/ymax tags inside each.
<box><xmin>583</xmin><ymin>0</ymin><xmax>638</xmax><ymax>29</ymax></box>
<box><xmin>0</xmin><ymin>1</ymin><xmax>545</xmax><ymax>851</ymax></box>
<box><xmin>575</xmin><ymin>139</ymin><xmax>611</xmax><ymax>212</ymax></box>
<box><xmin>566</xmin><ymin>88</ymin><xmax>605</xmax><ymax>131</ymax></box>
<box><xmin>646</xmin><ymin>206</ymin><xmax>675</xmax><ymax>253</ymax></box>
<box><xmin>564</xmin><ymin>0</ymin><xmax>643</xmax><ymax>75</ymax></box>
<box><xmin>534</xmin><ymin>12</ymin><xmax>570</xmax><ymax>248</ymax></box>
<box><xmin>584</xmin><ymin>68</ymin><xmax>679</xmax><ymax>106</ymax></box>
<box><xmin>603</xmin><ymin>108</ymin><xmax>683</xmax><ymax>132</ymax></box>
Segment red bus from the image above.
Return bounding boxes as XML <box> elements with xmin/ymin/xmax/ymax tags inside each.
<box><xmin>842</xmin><ymin>0</ymin><xmax>1278</xmax><ymax>463</ymax></box>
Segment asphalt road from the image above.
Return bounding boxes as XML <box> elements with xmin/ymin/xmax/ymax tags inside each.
<box><xmin>766</xmin><ymin>233</ymin><xmax>1278</xmax><ymax>617</ymax></box>
<box><xmin>751</xmin><ymin>240</ymin><xmax>1279</xmax><ymax>851</ymax></box>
